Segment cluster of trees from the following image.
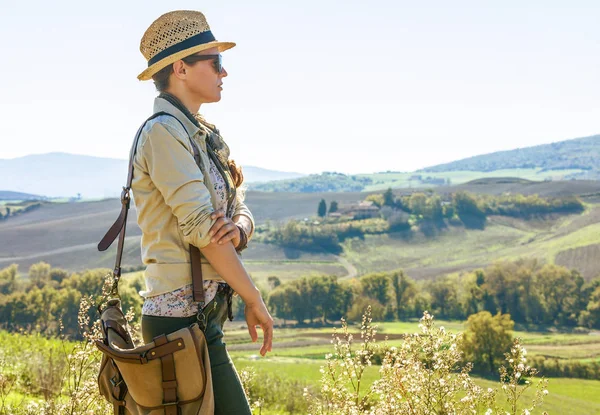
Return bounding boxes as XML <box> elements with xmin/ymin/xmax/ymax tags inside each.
<box><xmin>427</xmin><ymin>259</ymin><xmax>600</xmax><ymax>328</ymax></box>
<box><xmin>267</xmin><ymin>275</ymin><xmax>354</xmax><ymax>324</ymax></box>
<box><xmin>484</xmin><ymin>193</ymin><xmax>584</xmax><ymax>218</ymax></box>
<box><xmin>250</xmin><ymin>172</ymin><xmax>373</xmax><ymax>193</ymax></box>
<box><xmin>267</xmin><ymin>221</ymin><xmax>344</xmax><ymax>254</ymax></box>
<box><xmin>267</xmin><ymin>271</ymin><xmax>424</xmax><ymax>324</ymax></box>
<box><xmin>0</xmin><ymin>263</ymin><xmax>142</xmax><ymax>337</ymax></box>
<box><xmin>317</xmin><ymin>199</ymin><xmax>338</xmax><ymax>217</ymax></box>
<box><xmin>403</xmin><ymin>259</ymin><xmax>600</xmax><ymax>329</ymax></box>
<box><xmin>276</xmin><ymin>190</ymin><xmax>585</xmax><ymax>253</ymax></box>
<box><xmin>409</xmin><ymin>175</ymin><xmax>451</xmax><ymax>186</ymax></box>
<box><xmin>265</xmin><ymin>259</ymin><xmax>600</xmax><ymax>330</ymax></box>
<box><xmin>266</xmin><ymin>218</ymin><xmax>390</xmax><ymax>254</ymax></box>
<box><xmin>370</xmin><ymin>189</ymin><xmax>584</xmax><ymax>232</ymax></box>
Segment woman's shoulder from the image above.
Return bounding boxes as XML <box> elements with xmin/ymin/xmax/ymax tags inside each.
<box><xmin>143</xmin><ymin>113</ymin><xmax>189</xmax><ymax>137</ymax></box>
<box><xmin>138</xmin><ymin>113</ymin><xmax>192</xmax><ymax>149</ymax></box>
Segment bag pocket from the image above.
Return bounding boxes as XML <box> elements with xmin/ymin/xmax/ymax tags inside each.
<box><xmin>116</xmin><ymin>325</ymin><xmax>208</xmax><ymax>408</ymax></box>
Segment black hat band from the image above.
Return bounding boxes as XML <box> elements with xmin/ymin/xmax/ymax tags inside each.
<box><xmin>148</xmin><ymin>30</ymin><xmax>216</xmax><ymax>66</ymax></box>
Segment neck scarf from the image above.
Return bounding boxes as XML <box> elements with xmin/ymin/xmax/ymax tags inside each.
<box><xmin>157</xmin><ymin>91</ymin><xmax>237</xmax><ymax>215</ymax></box>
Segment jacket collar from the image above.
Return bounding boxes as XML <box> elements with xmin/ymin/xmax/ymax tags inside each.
<box><xmin>153</xmin><ymin>96</ymin><xmax>203</xmax><ymax>140</ymax></box>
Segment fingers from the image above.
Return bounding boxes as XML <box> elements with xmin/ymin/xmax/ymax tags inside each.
<box><xmin>208</xmin><ymin>211</ymin><xmax>225</xmax><ymax>237</ymax></box>
<box><xmin>208</xmin><ymin>215</ymin><xmax>234</xmax><ymax>241</ymax></box>
<box><xmin>212</xmin><ymin>224</ymin><xmax>239</xmax><ymax>244</ymax></box>
<box><xmin>210</xmin><ymin>209</ymin><xmax>225</xmax><ymax>221</ymax></box>
<box><xmin>261</xmin><ymin>324</ymin><xmax>273</xmax><ymax>356</ymax></box>
<box><xmin>212</xmin><ymin>225</ymin><xmax>239</xmax><ymax>245</ymax></box>
<box><xmin>247</xmin><ymin>324</ymin><xmax>258</xmax><ymax>343</ymax></box>
<box><xmin>245</xmin><ymin>303</ymin><xmax>274</xmax><ymax>356</ymax></box>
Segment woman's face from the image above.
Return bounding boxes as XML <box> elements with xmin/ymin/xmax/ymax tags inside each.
<box><xmin>182</xmin><ymin>47</ymin><xmax>228</xmax><ymax>103</ymax></box>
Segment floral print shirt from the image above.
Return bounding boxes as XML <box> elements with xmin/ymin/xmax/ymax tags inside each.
<box><xmin>142</xmin><ymin>157</ymin><xmax>227</xmax><ymax>317</ymax></box>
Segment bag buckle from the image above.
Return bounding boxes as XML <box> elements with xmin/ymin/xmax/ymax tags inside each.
<box><xmin>163</xmin><ymin>400</ymin><xmax>179</xmax><ymax>406</ymax></box>
<box><xmin>196</xmin><ymin>302</ymin><xmax>207</xmax><ymax>331</ymax></box>
<box><xmin>109</xmin><ymin>272</ymin><xmax>121</xmax><ymax>297</ymax></box>
<box><xmin>120</xmin><ymin>187</ymin><xmax>131</xmax><ymax>208</ymax></box>
<box><xmin>139</xmin><ymin>350</ymin><xmax>149</xmax><ymax>364</ymax></box>
<box><xmin>110</xmin><ymin>375</ymin><xmax>124</xmax><ymax>387</ymax></box>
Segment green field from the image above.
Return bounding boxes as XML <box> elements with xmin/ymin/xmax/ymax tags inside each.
<box><xmin>225</xmin><ymin>320</ymin><xmax>600</xmax><ymax>364</ymax></box>
<box><xmin>227</xmin><ymin>319</ymin><xmax>600</xmax><ymax>414</ymax></box>
<box><xmin>1</xmin><ymin>315</ymin><xmax>599</xmax><ymax>414</ymax></box>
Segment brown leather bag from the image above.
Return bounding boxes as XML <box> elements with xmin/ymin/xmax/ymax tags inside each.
<box><xmin>96</xmin><ymin>112</ymin><xmax>213</xmax><ymax>415</ymax></box>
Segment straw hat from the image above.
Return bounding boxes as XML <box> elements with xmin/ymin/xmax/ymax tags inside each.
<box><xmin>137</xmin><ymin>10</ymin><xmax>235</xmax><ymax>81</ymax></box>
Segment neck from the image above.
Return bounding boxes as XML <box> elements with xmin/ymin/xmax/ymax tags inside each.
<box><xmin>164</xmin><ymin>87</ymin><xmax>201</xmax><ymax>114</ymax></box>
<box><xmin>159</xmin><ymin>91</ymin><xmax>202</xmax><ymax>128</ymax></box>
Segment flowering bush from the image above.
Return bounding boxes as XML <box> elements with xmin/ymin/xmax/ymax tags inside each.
<box><xmin>306</xmin><ymin>306</ymin><xmax>549</xmax><ymax>415</ymax></box>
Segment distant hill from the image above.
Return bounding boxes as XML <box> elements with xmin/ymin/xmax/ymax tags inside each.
<box><xmin>0</xmin><ymin>152</ymin><xmax>304</xmax><ymax>199</ymax></box>
<box><xmin>249</xmin><ymin>172</ymin><xmax>373</xmax><ymax>192</ymax></box>
<box><xmin>0</xmin><ymin>191</ymin><xmax>46</xmax><ymax>200</ymax></box>
<box><xmin>249</xmin><ymin>134</ymin><xmax>600</xmax><ymax>193</ymax></box>
<box><xmin>420</xmin><ymin>134</ymin><xmax>600</xmax><ymax>177</ymax></box>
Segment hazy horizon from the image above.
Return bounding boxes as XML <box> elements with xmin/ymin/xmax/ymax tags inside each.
<box><xmin>2</xmin><ymin>0</ymin><xmax>599</xmax><ymax>174</ymax></box>
<box><xmin>2</xmin><ymin>128</ymin><xmax>600</xmax><ymax>177</ymax></box>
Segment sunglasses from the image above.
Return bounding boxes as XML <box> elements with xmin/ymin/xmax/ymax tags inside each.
<box><xmin>182</xmin><ymin>54</ymin><xmax>223</xmax><ymax>74</ymax></box>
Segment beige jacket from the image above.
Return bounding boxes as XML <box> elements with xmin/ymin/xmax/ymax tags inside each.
<box><xmin>131</xmin><ymin>97</ymin><xmax>254</xmax><ymax>298</ymax></box>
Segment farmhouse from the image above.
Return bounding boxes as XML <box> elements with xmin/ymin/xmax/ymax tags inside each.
<box><xmin>335</xmin><ymin>200</ymin><xmax>380</xmax><ymax>219</ymax></box>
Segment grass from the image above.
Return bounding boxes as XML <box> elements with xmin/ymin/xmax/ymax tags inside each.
<box><xmin>223</xmin><ymin>317</ymin><xmax>600</xmax><ymax>370</ymax></box>
<box><xmin>475</xmin><ymin>377</ymin><xmax>600</xmax><ymax>414</ymax></box>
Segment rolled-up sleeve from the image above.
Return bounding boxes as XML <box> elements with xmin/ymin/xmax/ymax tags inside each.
<box><xmin>234</xmin><ymin>195</ymin><xmax>255</xmax><ymax>241</ymax></box>
<box><xmin>141</xmin><ymin>121</ymin><xmax>216</xmax><ymax>248</ymax></box>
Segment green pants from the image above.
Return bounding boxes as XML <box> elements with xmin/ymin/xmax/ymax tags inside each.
<box><xmin>141</xmin><ymin>288</ymin><xmax>252</xmax><ymax>415</ymax></box>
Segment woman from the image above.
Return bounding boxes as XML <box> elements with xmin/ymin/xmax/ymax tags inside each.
<box><xmin>132</xmin><ymin>10</ymin><xmax>273</xmax><ymax>414</ymax></box>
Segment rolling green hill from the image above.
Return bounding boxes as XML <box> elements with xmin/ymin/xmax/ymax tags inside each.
<box><xmin>249</xmin><ymin>134</ymin><xmax>600</xmax><ymax>193</ymax></box>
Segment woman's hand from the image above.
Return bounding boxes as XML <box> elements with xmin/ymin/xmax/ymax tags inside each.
<box><xmin>244</xmin><ymin>300</ymin><xmax>274</xmax><ymax>356</ymax></box>
<box><xmin>208</xmin><ymin>209</ymin><xmax>240</xmax><ymax>247</ymax></box>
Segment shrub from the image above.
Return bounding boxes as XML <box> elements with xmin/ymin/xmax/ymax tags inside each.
<box><xmin>306</xmin><ymin>307</ymin><xmax>549</xmax><ymax>415</ymax></box>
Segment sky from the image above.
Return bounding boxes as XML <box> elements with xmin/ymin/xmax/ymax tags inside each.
<box><xmin>0</xmin><ymin>0</ymin><xmax>599</xmax><ymax>175</ymax></box>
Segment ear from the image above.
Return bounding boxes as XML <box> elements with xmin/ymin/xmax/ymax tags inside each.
<box><xmin>172</xmin><ymin>60</ymin><xmax>187</xmax><ymax>80</ymax></box>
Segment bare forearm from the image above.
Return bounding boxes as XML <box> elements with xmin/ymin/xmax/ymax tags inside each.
<box><xmin>200</xmin><ymin>241</ymin><xmax>262</xmax><ymax>306</ymax></box>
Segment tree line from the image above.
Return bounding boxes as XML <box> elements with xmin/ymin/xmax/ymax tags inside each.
<box><xmin>0</xmin><ymin>263</ymin><xmax>142</xmax><ymax>337</ymax></box>
<box><xmin>267</xmin><ymin>258</ymin><xmax>600</xmax><ymax>329</ymax></box>
<box><xmin>2</xmin><ymin>258</ymin><xmax>598</xmax><ymax>334</ymax></box>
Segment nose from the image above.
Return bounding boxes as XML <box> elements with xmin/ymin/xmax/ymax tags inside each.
<box><xmin>220</xmin><ymin>67</ymin><xmax>228</xmax><ymax>77</ymax></box>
